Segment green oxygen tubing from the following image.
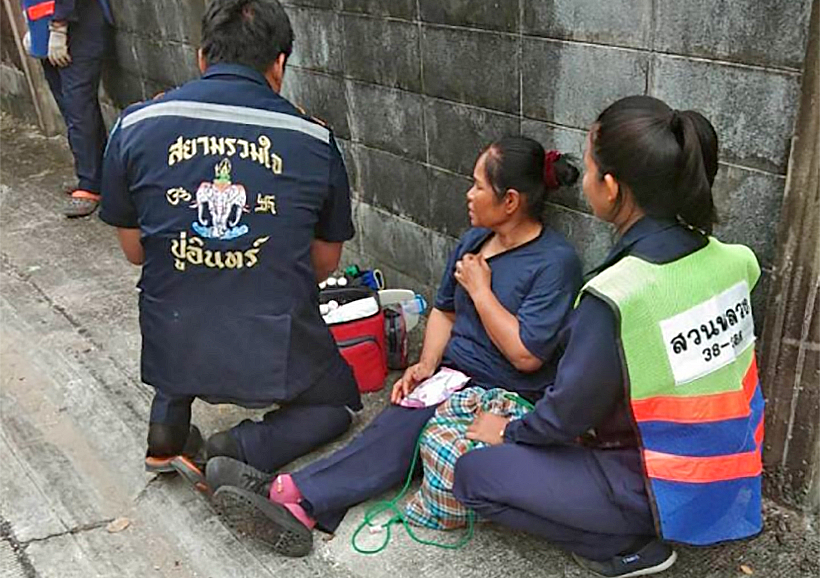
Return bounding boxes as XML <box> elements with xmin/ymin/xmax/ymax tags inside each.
<box><xmin>351</xmin><ymin>392</ymin><xmax>535</xmax><ymax>555</ymax></box>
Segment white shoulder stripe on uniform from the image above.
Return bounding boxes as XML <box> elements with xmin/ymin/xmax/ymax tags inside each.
<box><xmin>120</xmin><ymin>100</ymin><xmax>330</xmax><ymax>143</ymax></box>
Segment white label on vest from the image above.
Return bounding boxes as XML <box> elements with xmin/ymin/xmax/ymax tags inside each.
<box><xmin>659</xmin><ymin>281</ymin><xmax>755</xmax><ymax>385</ymax></box>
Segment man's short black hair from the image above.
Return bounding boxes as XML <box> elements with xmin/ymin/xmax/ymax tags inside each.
<box><xmin>201</xmin><ymin>0</ymin><xmax>294</xmax><ymax>74</ymax></box>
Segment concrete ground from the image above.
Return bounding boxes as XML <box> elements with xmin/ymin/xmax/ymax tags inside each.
<box><xmin>0</xmin><ymin>113</ymin><xmax>818</xmax><ymax>578</ymax></box>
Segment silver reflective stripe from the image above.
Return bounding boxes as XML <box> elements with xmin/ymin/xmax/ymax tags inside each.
<box><xmin>103</xmin><ymin>115</ymin><xmax>121</xmax><ymax>156</ymax></box>
<box><xmin>120</xmin><ymin>100</ymin><xmax>330</xmax><ymax>143</ymax></box>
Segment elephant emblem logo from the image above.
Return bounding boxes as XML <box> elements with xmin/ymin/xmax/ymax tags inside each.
<box><xmin>191</xmin><ymin>158</ymin><xmax>249</xmax><ymax>240</ymax></box>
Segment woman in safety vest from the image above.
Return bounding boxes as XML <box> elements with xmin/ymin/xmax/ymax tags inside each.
<box><xmin>454</xmin><ymin>95</ymin><xmax>764</xmax><ymax>578</ymax></box>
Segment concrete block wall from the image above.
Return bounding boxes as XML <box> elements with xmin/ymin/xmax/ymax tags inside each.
<box><xmin>104</xmin><ymin>0</ymin><xmax>204</xmax><ymax>108</ymax></box>
<box><xmin>4</xmin><ymin>0</ymin><xmax>813</xmax><ymax>303</ymax></box>
<box><xmin>277</xmin><ymin>0</ymin><xmax>814</xmax><ymax>310</ymax></box>
<box><xmin>0</xmin><ymin>10</ymin><xmax>38</xmax><ymax>126</ymax></box>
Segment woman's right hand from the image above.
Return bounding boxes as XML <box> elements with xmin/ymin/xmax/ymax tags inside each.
<box><xmin>390</xmin><ymin>361</ymin><xmax>435</xmax><ymax>404</ymax></box>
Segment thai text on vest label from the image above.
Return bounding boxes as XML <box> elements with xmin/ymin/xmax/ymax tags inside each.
<box><xmin>660</xmin><ymin>281</ymin><xmax>755</xmax><ymax>385</ymax></box>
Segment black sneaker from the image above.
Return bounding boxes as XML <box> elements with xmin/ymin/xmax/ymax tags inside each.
<box><xmin>213</xmin><ymin>486</ymin><xmax>312</xmax><ymax>557</ymax></box>
<box><xmin>572</xmin><ymin>540</ymin><xmax>677</xmax><ymax>577</ymax></box>
<box><xmin>145</xmin><ymin>424</ymin><xmax>205</xmax><ymax>474</ymax></box>
<box><xmin>205</xmin><ymin>430</ymin><xmax>244</xmax><ymax>461</ymax></box>
<box><xmin>206</xmin><ymin>456</ymin><xmax>272</xmax><ymax>496</ymax></box>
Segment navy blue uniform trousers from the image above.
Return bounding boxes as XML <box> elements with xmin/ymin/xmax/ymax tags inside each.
<box><xmin>290</xmin><ymin>402</ymin><xmax>654</xmax><ymax>561</ymax></box>
<box><xmin>453</xmin><ymin>444</ymin><xmax>655</xmax><ymax>561</ymax></box>
<box><xmin>150</xmin><ymin>360</ymin><xmax>357</xmax><ymax>473</ymax></box>
<box><xmin>293</xmin><ymin>403</ymin><xmax>437</xmax><ymax>532</ymax></box>
<box><xmin>41</xmin><ymin>0</ymin><xmax>108</xmax><ymax>193</ymax></box>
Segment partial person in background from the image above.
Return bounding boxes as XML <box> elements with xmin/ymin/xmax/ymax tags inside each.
<box><xmin>21</xmin><ymin>0</ymin><xmax>113</xmax><ymax>217</ymax></box>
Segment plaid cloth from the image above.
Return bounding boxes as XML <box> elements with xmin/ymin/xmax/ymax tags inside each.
<box><xmin>404</xmin><ymin>387</ymin><xmax>532</xmax><ymax>530</ymax></box>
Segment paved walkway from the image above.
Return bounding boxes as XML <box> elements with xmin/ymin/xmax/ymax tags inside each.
<box><xmin>1</xmin><ymin>114</ymin><xmax>817</xmax><ymax>577</ymax></box>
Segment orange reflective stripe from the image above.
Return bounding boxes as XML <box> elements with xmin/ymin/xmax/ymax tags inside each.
<box><xmin>632</xmin><ymin>391</ymin><xmax>748</xmax><ymax>423</ymax></box>
<box><xmin>644</xmin><ymin>448</ymin><xmax>762</xmax><ymax>483</ymax></box>
<box><xmin>754</xmin><ymin>419</ymin><xmax>764</xmax><ymax>447</ymax></box>
<box><xmin>742</xmin><ymin>355</ymin><xmax>759</xmax><ymax>403</ymax></box>
<box><xmin>632</xmin><ymin>356</ymin><xmax>759</xmax><ymax>424</ymax></box>
<box><xmin>27</xmin><ymin>0</ymin><xmax>55</xmax><ymax>20</ymax></box>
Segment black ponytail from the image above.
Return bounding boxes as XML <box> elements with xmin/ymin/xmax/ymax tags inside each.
<box><xmin>591</xmin><ymin>95</ymin><xmax>719</xmax><ymax>234</ymax></box>
<box><xmin>673</xmin><ymin>111</ymin><xmax>718</xmax><ymax>234</ymax></box>
<box><xmin>481</xmin><ymin>136</ymin><xmax>579</xmax><ymax>222</ymax></box>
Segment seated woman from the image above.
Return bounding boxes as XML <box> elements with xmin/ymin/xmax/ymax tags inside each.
<box><xmin>204</xmin><ymin>136</ymin><xmax>583</xmax><ymax>556</ymax></box>
<box><xmin>452</xmin><ymin>96</ymin><xmax>764</xmax><ymax>578</ymax></box>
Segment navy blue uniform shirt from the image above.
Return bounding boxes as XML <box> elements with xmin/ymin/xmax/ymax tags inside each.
<box><xmin>100</xmin><ymin>64</ymin><xmax>359</xmax><ymax>408</ymax></box>
<box><xmin>54</xmin><ymin>0</ymin><xmax>112</xmax><ymax>22</ymax></box>
<box><xmin>435</xmin><ymin>226</ymin><xmax>583</xmax><ymax>398</ymax></box>
<box><xmin>504</xmin><ymin>217</ymin><xmax>708</xmax><ymax>446</ymax></box>
<box><xmin>54</xmin><ymin>0</ymin><xmax>112</xmax><ymax>59</ymax></box>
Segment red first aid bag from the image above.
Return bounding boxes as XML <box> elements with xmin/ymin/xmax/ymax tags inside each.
<box><xmin>322</xmin><ymin>287</ymin><xmax>388</xmax><ymax>393</ymax></box>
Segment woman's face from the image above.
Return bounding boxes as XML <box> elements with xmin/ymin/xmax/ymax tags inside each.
<box><xmin>467</xmin><ymin>152</ymin><xmax>507</xmax><ymax>228</ymax></box>
<box><xmin>582</xmin><ymin>131</ymin><xmax>616</xmax><ymax>222</ymax></box>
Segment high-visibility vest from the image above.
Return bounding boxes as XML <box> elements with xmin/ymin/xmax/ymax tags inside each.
<box><xmin>580</xmin><ymin>237</ymin><xmax>763</xmax><ymax>545</ymax></box>
<box><xmin>21</xmin><ymin>0</ymin><xmax>54</xmax><ymax>58</ymax></box>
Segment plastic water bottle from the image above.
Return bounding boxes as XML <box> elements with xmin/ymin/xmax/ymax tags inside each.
<box><xmin>395</xmin><ymin>294</ymin><xmax>428</xmax><ymax>331</ymax></box>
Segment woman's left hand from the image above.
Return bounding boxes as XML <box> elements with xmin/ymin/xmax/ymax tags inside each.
<box><xmin>454</xmin><ymin>254</ymin><xmax>492</xmax><ymax>297</ymax></box>
<box><xmin>466</xmin><ymin>412</ymin><xmax>510</xmax><ymax>446</ymax></box>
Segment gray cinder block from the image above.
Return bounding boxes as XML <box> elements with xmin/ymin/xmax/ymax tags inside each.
<box><xmin>280</xmin><ymin>0</ymin><xmax>336</xmax><ymax>10</ymax></box>
<box><xmin>654</xmin><ymin>0</ymin><xmax>813</xmax><ymax>71</ymax></box>
<box><xmin>422</xmin><ymin>25</ymin><xmax>519</xmax><ymax>114</ymax></box>
<box><xmin>336</xmin><ymin>138</ymin><xmax>358</xmax><ymax>193</ymax></box>
<box><xmin>419</xmin><ymin>0</ymin><xmax>519</xmax><ymax>33</ymax></box>
<box><xmin>282</xmin><ymin>67</ymin><xmax>350</xmax><ymax>138</ymax></box>
<box><xmin>286</xmin><ymin>6</ymin><xmax>343</xmax><ymax>74</ymax></box>
<box><xmin>523</xmin><ymin>0</ymin><xmax>652</xmax><ymax>49</ymax></box>
<box><xmin>712</xmin><ymin>164</ymin><xmax>786</xmax><ymax>268</ymax></box>
<box><xmin>523</xmin><ymin>38</ymin><xmax>649</xmax><ymax>129</ymax></box>
<box><xmin>544</xmin><ymin>203</ymin><xmax>614</xmax><ymax>271</ymax></box>
<box><xmin>341</xmin><ymin>15</ymin><xmax>421</xmax><ymax>91</ymax></box>
<box><xmin>356</xmin><ymin>202</ymin><xmax>438</xmax><ymax>285</ymax></box>
<box><xmin>651</xmin><ymin>54</ymin><xmax>801</xmax><ymax>173</ymax></box>
<box><xmin>356</xmin><ymin>145</ymin><xmax>430</xmax><ymax>225</ymax></box>
<box><xmin>348</xmin><ymin>82</ymin><xmax>426</xmax><ymax>161</ymax></box>
<box><xmin>424</xmin><ymin>98</ymin><xmax>519</xmax><ymax>175</ymax></box>
<box><xmin>340</xmin><ymin>0</ymin><xmax>416</xmax><ymax>20</ymax></box>
<box><xmin>429</xmin><ymin>230</ymin><xmax>460</xmax><ymax>288</ymax></box>
<box><xmin>427</xmin><ymin>166</ymin><xmax>472</xmax><ymax>238</ymax></box>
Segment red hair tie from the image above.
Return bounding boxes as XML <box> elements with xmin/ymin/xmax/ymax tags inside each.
<box><xmin>544</xmin><ymin>150</ymin><xmax>561</xmax><ymax>189</ymax></box>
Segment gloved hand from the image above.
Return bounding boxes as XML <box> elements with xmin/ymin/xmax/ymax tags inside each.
<box><xmin>23</xmin><ymin>31</ymin><xmax>32</xmax><ymax>56</ymax></box>
<box><xmin>47</xmin><ymin>21</ymin><xmax>71</xmax><ymax>67</ymax></box>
